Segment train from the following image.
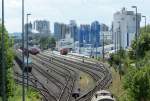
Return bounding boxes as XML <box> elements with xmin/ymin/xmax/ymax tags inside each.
<box><xmin>20</xmin><ymin>47</ymin><xmax>40</xmax><ymax>55</ymax></box>
<box><xmin>29</xmin><ymin>47</ymin><xmax>40</xmax><ymax>55</ymax></box>
<box><xmin>15</xmin><ymin>49</ymin><xmax>32</xmax><ymax>72</ymax></box>
<box><xmin>60</xmin><ymin>48</ymin><xmax>68</xmax><ymax>55</ymax></box>
<box><xmin>91</xmin><ymin>90</ymin><xmax>116</xmax><ymax>101</ymax></box>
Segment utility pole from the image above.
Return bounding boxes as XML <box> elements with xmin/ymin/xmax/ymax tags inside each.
<box><xmin>114</xmin><ymin>32</ymin><xmax>117</xmax><ymax>53</ymax></box>
<box><xmin>116</xmin><ymin>29</ymin><xmax>119</xmax><ymax>52</ymax></box>
<box><xmin>22</xmin><ymin>0</ymin><xmax>25</xmax><ymax>101</ymax></box>
<box><xmin>132</xmin><ymin>6</ymin><xmax>138</xmax><ymax>68</ymax></box>
<box><xmin>118</xmin><ymin>21</ymin><xmax>122</xmax><ymax>79</ymax></box>
<box><xmin>2</xmin><ymin>0</ymin><xmax>7</xmax><ymax>100</ymax></box>
<box><xmin>26</xmin><ymin>13</ymin><xmax>31</xmax><ymax>90</ymax></box>
<box><xmin>102</xmin><ymin>31</ymin><xmax>105</xmax><ymax>62</ymax></box>
<box><xmin>118</xmin><ymin>22</ymin><xmax>121</xmax><ymax>51</ymax></box>
<box><xmin>127</xmin><ymin>25</ymin><xmax>129</xmax><ymax>47</ymax></box>
<box><xmin>96</xmin><ymin>42</ymin><xmax>97</xmax><ymax>58</ymax></box>
<box><xmin>142</xmin><ymin>16</ymin><xmax>146</xmax><ymax>32</ymax></box>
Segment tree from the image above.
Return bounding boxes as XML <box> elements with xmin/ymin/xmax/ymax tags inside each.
<box><xmin>0</xmin><ymin>24</ymin><xmax>14</xmax><ymax>97</ymax></box>
<box><xmin>39</xmin><ymin>36</ymin><xmax>56</xmax><ymax>50</ymax></box>
<box><xmin>48</xmin><ymin>37</ymin><xmax>56</xmax><ymax>50</ymax></box>
<box><xmin>39</xmin><ymin>36</ymin><xmax>49</xmax><ymax>50</ymax></box>
<box><xmin>130</xmin><ymin>30</ymin><xmax>150</xmax><ymax>59</ymax></box>
<box><xmin>108</xmin><ymin>49</ymin><xmax>126</xmax><ymax>79</ymax></box>
<box><xmin>122</xmin><ymin>25</ymin><xmax>150</xmax><ymax>101</ymax></box>
<box><xmin>123</xmin><ymin>66</ymin><xmax>150</xmax><ymax>101</ymax></box>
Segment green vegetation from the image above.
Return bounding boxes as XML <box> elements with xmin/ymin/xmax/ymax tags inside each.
<box><xmin>108</xmin><ymin>25</ymin><xmax>150</xmax><ymax>101</ymax></box>
<box><xmin>123</xmin><ymin>66</ymin><xmax>150</xmax><ymax>101</ymax></box>
<box><xmin>39</xmin><ymin>36</ymin><xmax>56</xmax><ymax>50</ymax></box>
<box><xmin>8</xmin><ymin>68</ymin><xmax>42</xmax><ymax>101</ymax></box>
<box><xmin>79</xmin><ymin>72</ymin><xmax>96</xmax><ymax>93</ymax></box>
<box><xmin>0</xmin><ymin>24</ymin><xmax>41</xmax><ymax>100</ymax></box>
<box><xmin>130</xmin><ymin>32</ymin><xmax>150</xmax><ymax>60</ymax></box>
<box><xmin>0</xmin><ymin>23</ymin><xmax>14</xmax><ymax>98</ymax></box>
<box><xmin>108</xmin><ymin>49</ymin><xmax>128</xmax><ymax>79</ymax></box>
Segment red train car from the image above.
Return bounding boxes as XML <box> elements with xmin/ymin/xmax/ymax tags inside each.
<box><xmin>29</xmin><ymin>47</ymin><xmax>40</xmax><ymax>55</ymax></box>
<box><xmin>60</xmin><ymin>48</ymin><xmax>68</xmax><ymax>55</ymax></box>
<box><xmin>19</xmin><ymin>47</ymin><xmax>40</xmax><ymax>55</ymax></box>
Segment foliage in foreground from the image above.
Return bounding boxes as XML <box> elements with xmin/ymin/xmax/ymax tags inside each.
<box><xmin>0</xmin><ymin>24</ymin><xmax>41</xmax><ymax>100</ymax></box>
<box><xmin>121</xmin><ymin>26</ymin><xmax>150</xmax><ymax>101</ymax></box>
<box><xmin>122</xmin><ymin>65</ymin><xmax>150</xmax><ymax>101</ymax></box>
<box><xmin>130</xmin><ymin>32</ymin><xmax>150</xmax><ymax>59</ymax></box>
<box><xmin>7</xmin><ymin>68</ymin><xmax>42</xmax><ymax>101</ymax></box>
<box><xmin>109</xmin><ymin>26</ymin><xmax>150</xmax><ymax>101</ymax></box>
<box><xmin>0</xmin><ymin>24</ymin><xmax>14</xmax><ymax>97</ymax></box>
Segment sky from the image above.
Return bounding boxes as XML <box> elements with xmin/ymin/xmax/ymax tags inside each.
<box><xmin>0</xmin><ymin>0</ymin><xmax>149</xmax><ymax>33</ymax></box>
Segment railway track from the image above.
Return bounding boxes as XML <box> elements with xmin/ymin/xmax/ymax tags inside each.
<box><xmin>75</xmin><ymin>64</ymin><xmax>112</xmax><ymax>101</ymax></box>
<box><xmin>32</xmin><ymin>54</ymin><xmax>77</xmax><ymax>101</ymax></box>
<box><xmin>14</xmin><ymin>49</ymin><xmax>112</xmax><ymax>101</ymax></box>
<box><xmin>32</xmin><ymin>63</ymin><xmax>62</xmax><ymax>95</ymax></box>
<box><xmin>32</xmin><ymin>56</ymin><xmax>69</xmax><ymax>83</ymax></box>
<box><xmin>41</xmin><ymin>52</ymin><xmax>112</xmax><ymax>101</ymax></box>
<box><xmin>13</xmin><ymin>61</ymin><xmax>53</xmax><ymax>101</ymax></box>
<box><xmin>46</xmin><ymin>52</ymin><xmax>106</xmax><ymax>73</ymax></box>
<box><xmin>37</xmin><ymin>53</ymin><xmax>102</xmax><ymax>101</ymax></box>
<box><xmin>50</xmin><ymin>51</ymin><xmax>99</xmax><ymax>67</ymax></box>
<box><xmin>14</xmin><ymin>50</ymin><xmax>76</xmax><ymax>101</ymax></box>
<box><xmin>40</xmin><ymin>53</ymin><xmax>102</xmax><ymax>81</ymax></box>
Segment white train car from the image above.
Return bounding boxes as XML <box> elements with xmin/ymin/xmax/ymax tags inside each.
<box><xmin>15</xmin><ymin>49</ymin><xmax>32</xmax><ymax>72</ymax></box>
<box><xmin>91</xmin><ymin>90</ymin><xmax>116</xmax><ymax>101</ymax></box>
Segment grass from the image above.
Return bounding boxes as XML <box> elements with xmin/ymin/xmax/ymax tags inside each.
<box><xmin>108</xmin><ymin>67</ymin><xmax>125</xmax><ymax>100</ymax></box>
<box><xmin>6</xmin><ymin>67</ymin><xmax>42</xmax><ymax>101</ymax></box>
<box><xmin>8</xmin><ymin>85</ymin><xmax>42</xmax><ymax>101</ymax></box>
<box><xmin>79</xmin><ymin>72</ymin><xmax>96</xmax><ymax>93</ymax></box>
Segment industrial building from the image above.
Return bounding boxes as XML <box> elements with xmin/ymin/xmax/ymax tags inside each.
<box><xmin>112</xmin><ymin>7</ymin><xmax>141</xmax><ymax>49</ymax></box>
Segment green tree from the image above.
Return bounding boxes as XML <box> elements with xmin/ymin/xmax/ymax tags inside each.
<box><xmin>108</xmin><ymin>49</ymin><xmax>126</xmax><ymax>79</ymax></box>
<box><xmin>130</xmin><ymin>29</ymin><xmax>150</xmax><ymax>59</ymax></box>
<box><xmin>39</xmin><ymin>36</ymin><xmax>56</xmax><ymax>50</ymax></box>
<box><xmin>122</xmin><ymin>25</ymin><xmax>150</xmax><ymax>101</ymax></box>
<box><xmin>0</xmin><ymin>24</ymin><xmax>14</xmax><ymax>97</ymax></box>
<box><xmin>39</xmin><ymin>36</ymin><xmax>49</xmax><ymax>50</ymax></box>
<box><xmin>123</xmin><ymin>66</ymin><xmax>150</xmax><ymax>101</ymax></box>
<box><xmin>49</xmin><ymin>37</ymin><xmax>56</xmax><ymax>50</ymax></box>
<box><xmin>140</xmin><ymin>25</ymin><xmax>150</xmax><ymax>33</ymax></box>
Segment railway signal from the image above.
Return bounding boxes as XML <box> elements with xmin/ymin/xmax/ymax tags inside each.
<box><xmin>131</xmin><ymin>6</ymin><xmax>138</xmax><ymax>68</ymax></box>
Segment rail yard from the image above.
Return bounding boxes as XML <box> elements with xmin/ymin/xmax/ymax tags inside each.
<box><xmin>13</xmin><ymin>49</ymin><xmax>112</xmax><ymax>101</ymax></box>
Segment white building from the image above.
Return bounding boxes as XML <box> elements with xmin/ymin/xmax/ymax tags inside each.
<box><xmin>100</xmin><ymin>31</ymin><xmax>113</xmax><ymax>45</ymax></box>
<box><xmin>113</xmin><ymin>7</ymin><xmax>141</xmax><ymax>49</ymax></box>
<box><xmin>57</xmin><ymin>33</ymin><xmax>74</xmax><ymax>51</ymax></box>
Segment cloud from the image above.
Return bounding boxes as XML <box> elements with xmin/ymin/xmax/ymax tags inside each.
<box><xmin>2</xmin><ymin>0</ymin><xmax>150</xmax><ymax>33</ymax></box>
<box><xmin>6</xmin><ymin>0</ymin><xmax>21</xmax><ymax>9</ymax></box>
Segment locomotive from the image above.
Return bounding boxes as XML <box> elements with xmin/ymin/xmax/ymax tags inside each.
<box><xmin>60</xmin><ymin>48</ymin><xmax>68</xmax><ymax>55</ymax></box>
<box><xmin>20</xmin><ymin>47</ymin><xmax>40</xmax><ymax>55</ymax></box>
<box><xmin>29</xmin><ymin>47</ymin><xmax>40</xmax><ymax>55</ymax></box>
<box><xmin>15</xmin><ymin>49</ymin><xmax>32</xmax><ymax>72</ymax></box>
